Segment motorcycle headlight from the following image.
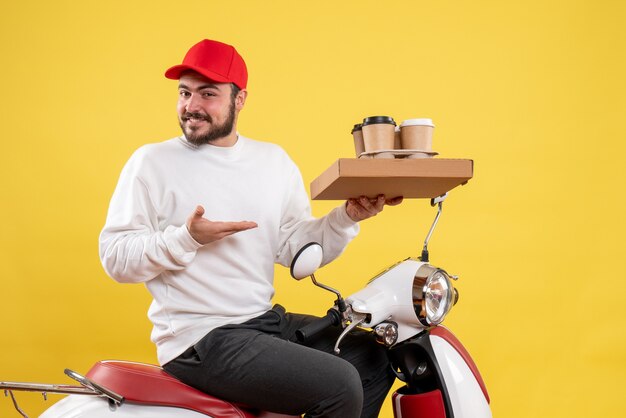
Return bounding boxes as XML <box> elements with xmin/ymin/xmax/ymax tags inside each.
<box><xmin>374</xmin><ymin>322</ymin><xmax>399</xmax><ymax>347</ymax></box>
<box><xmin>413</xmin><ymin>266</ymin><xmax>455</xmax><ymax>326</ymax></box>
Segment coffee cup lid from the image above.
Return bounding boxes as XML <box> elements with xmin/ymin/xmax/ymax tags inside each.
<box><xmin>362</xmin><ymin>116</ymin><xmax>396</xmax><ymax>126</ymax></box>
<box><xmin>400</xmin><ymin>118</ymin><xmax>435</xmax><ymax>128</ymax></box>
<box><xmin>351</xmin><ymin>123</ymin><xmax>363</xmax><ymax>133</ymax></box>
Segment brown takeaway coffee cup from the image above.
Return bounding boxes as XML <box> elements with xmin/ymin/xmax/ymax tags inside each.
<box><xmin>400</xmin><ymin>118</ymin><xmax>435</xmax><ymax>152</ymax></box>
<box><xmin>362</xmin><ymin>116</ymin><xmax>396</xmax><ymax>158</ymax></box>
<box><xmin>351</xmin><ymin>123</ymin><xmax>365</xmax><ymax>157</ymax></box>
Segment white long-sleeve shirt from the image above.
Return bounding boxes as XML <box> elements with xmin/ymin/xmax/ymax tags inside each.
<box><xmin>99</xmin><ymin>135</ymin><xmax>359</xmax><ymax>365</ymax></box>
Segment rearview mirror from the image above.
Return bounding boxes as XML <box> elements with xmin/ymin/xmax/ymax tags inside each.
<box><xmin>290</xmin><ymin>242</ymin><xmax>323</xmax><ymax>280</ymax></box>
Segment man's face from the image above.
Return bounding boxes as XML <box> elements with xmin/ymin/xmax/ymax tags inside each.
<box><xmin>177</xmin><ymin>72</ymin><xmax>238</xmax><ymax>146</ymax></box>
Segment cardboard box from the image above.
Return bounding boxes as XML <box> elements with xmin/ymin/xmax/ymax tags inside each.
<box><xmin>310</xmin><ymin>158</ymin><xmax>473</xmax><ymax>200</ymax></box>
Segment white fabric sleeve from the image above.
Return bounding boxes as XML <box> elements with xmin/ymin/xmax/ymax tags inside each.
<box><xmin>99</xmin><ymin>154</ymin><xmax>202</xmax><ymax>283</ymax></box>
<box><xmin>275</xmin><ymin>165</ymin><xmax>359</xmax><ymax>268</ymax></box>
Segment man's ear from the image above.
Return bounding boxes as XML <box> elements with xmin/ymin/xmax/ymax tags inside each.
<box><xmin>236</xmin><ymin>89</ymin><xmax>248</xmax><ymax>110</ymax></box>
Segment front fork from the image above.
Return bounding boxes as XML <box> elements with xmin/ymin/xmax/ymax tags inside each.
<box><xmin>387</xmin><ymin>327</ymin><xmax>491</xmax><ymax>418</ymax></box>
<box><xmin>387</xmin><ymin>330</ymin><xmax>453</xmax><ymax>418</ymax></box>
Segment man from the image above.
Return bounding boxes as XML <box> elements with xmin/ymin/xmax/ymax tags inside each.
<box><xmin>99</xmin><ymin>39</ymin><xmax>401</xmax><ymax>418</ymax></box>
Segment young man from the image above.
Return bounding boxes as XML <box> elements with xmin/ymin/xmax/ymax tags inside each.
<box><xmin>100</xmin><ymin>39</ymin><xmax>400</xmax><ymax>418</ymax></box>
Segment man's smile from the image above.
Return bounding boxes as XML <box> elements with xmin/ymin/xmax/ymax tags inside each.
<box><xmin>182</xmin><ymin>113</ymin><xmax>211</xmax><ymax>125</ymax></box>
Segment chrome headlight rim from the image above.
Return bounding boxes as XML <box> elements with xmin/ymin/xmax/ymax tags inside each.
<box><xmin>374</xmin><ymin>322</ymin><xmax>399</xmax><ymax>347</ymax></box>
<box><xmin>413</xmin><ymin>265</ymin><xmax>455</xmax><ymax>326</ymax></box>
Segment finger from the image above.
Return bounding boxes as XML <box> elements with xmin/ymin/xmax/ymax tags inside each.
<box><xmin>358</xmin><ymin>196</ymin><xmax>379</xmax><ymax>215</ymax></box>
<box><xmin>186</xmin><ymin>205</ymin><xmax>206</xmax><ymax>232</ymax></box>
<box><xmin>235</xmin><ymin>221</ymin><xmax>258</xmax><ymax>230</ymax></box>
<box><xmin>218</xmin><ymin>221</ymin><xmax>258</xmax><ymax>233</ymax></box>
<box><xmin>192</xmin><ymin>205</ymin><xmax>205</xmax><ymax>219</ymax></box>
<box><xmin>215</xmin><ymin>224</ymin><xmax>257</xmax><ymax>240</ymax></box>
<box><xmin>385</xmin><ymin>196</ymin><xmax>404</xmax><ymax>206</ymax></box>
<box><xmin>373</xmin><ymin>195</ymin><xmax>386</xmax><ymax>212</ymax></box>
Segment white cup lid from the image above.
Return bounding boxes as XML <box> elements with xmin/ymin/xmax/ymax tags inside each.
<box><xmin>400</xmin><ymin>118</ymin><xmax>435</xmax><ymax>128</ymax></box>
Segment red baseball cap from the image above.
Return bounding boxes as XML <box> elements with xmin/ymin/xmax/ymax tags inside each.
<box><xmin>165</xmin><ymin>39</ymin><xmax>248</xmax><ymax>89</ymax></box>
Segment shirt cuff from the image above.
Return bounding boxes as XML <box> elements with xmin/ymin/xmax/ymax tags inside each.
<box><xmin>164</xmin><ymin>224</ymin><xmax>203</xmax><ymax>261</ymax></box>
<box><xmin>332</xmin><ymin>203</ymin><xmax>360</xmax><ymax>232</ymax></box>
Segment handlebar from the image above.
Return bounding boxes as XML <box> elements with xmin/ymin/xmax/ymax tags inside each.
<box><xmin>295</xmin><ymin>309</ymin><xmax>341</xmax><ymax>343</ymax></box>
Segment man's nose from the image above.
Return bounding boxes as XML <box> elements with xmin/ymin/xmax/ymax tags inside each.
<box><xmin>185</xmin><ymin>94</ymin><xmax>202</xmax><ymax>113</ymax></box>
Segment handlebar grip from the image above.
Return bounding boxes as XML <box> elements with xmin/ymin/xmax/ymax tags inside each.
<box><xmin>295</xmin><ymin>309</ymin><xmax>340</xmax><ymax>343</ymax></box>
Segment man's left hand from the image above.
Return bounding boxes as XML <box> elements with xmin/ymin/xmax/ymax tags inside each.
<box><xmin>346</xmin><ymin>195</ymin><xmax>403</xmax><ymax>222</ymax></box>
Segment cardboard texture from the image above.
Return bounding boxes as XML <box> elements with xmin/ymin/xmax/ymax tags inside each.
<box><xmin>310</xmin><ymin>158</ymin><xmax>473</xmax><ymax>200</ymax></box>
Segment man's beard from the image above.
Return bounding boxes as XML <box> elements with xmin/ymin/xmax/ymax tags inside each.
<box><xmin>179</xmin><ymin>100</ymin><xmax>236</xmax><ymax>146</ymax></box>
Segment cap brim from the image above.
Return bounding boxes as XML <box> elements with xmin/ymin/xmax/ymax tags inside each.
<box><xmin>164</xmin><ymin>65</ymin><xmax>231</xmax><ymax>84</ymax></box>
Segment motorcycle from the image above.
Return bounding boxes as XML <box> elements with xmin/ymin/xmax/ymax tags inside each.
<box><xmin>1</xmin><ymin>193</ymin><xmax>491</xmax><ymax>418</ymax></box>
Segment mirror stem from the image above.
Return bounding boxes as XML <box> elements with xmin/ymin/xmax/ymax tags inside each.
<box><xmin>310</xmin><ymin>274</ymin><xmax>346</xmax><ymax>312</ymax></box>
<box><xmin>421</xmin><ymin>194</ymin><xmax>447</xmax><ymax>262</ymax></box>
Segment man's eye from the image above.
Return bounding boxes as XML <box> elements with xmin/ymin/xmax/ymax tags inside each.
<box><xmin>202</xmin><ymin>92</ymin><xmax>215</xmax><ymax>97</ymax></box>
<box><xmin>179</xmin><ymin>91</ymin><xmax>190</xmax><ymax>97</ymax></box>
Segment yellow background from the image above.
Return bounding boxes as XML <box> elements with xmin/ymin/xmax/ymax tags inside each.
<box><xmin>1</xmin><ymin>1</ymin><xmax>625</xmax><ymax>417</ymax></box>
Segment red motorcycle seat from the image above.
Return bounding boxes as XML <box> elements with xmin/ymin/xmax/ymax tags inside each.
<box><xmin>86</xmin><ymin>360</ymin><xmax>255</xmax><ymax>418</ymax></box>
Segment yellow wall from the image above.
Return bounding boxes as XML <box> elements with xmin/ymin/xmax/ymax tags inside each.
<box><xmin>1</xmin><ymin>1</ymin><xmax>625</xmax><ymax>417</ymax></box>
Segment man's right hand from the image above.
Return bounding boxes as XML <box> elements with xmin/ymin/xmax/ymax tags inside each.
<box><xmin>186</xmin><ymin>205</ymin><xmax>258</xmax><ymax>245</ymax></box>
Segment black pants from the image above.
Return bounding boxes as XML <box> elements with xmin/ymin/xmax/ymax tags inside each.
<box><xmin>163</xmin><ymin>305</ymin><xmax>395</xmax><ymax>418</ymax></box>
